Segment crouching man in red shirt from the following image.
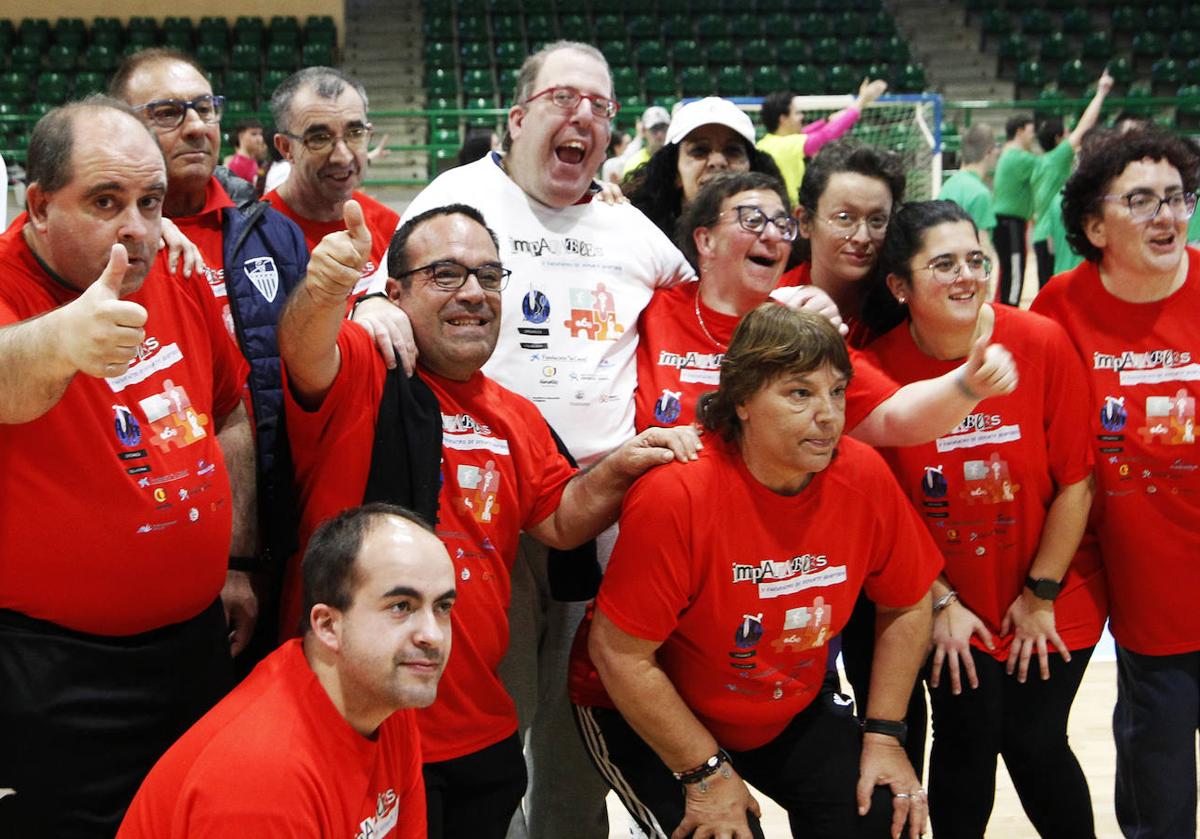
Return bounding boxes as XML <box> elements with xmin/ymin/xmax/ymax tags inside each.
<box><xmin>119</xmin><ymin>503</ymin><xmax>452</xmax><ymax>838</ymax></box>
<box><xmin>275</xmin><ymin>200</ymin><xmax>700</xmax><ymax>838</ymax></box>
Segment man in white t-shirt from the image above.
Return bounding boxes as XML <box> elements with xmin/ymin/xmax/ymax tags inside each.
<box><xmin>386</xmin><ymin>40</ymin><xmax>694</xmax><ymax>839</ymax></box>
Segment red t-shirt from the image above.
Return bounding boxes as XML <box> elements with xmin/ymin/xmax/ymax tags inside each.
<box><xmin>1031</xmin><ymin>252</ymin><xmax>1200</xmax><ymax>655</ymax></box>
<box><xmin>265</xmin><ymin>188</ymin><xmax>398</xmax><ymax>293</ymax></box>
<box><xmin>169</xmin><ymin>177</ymin><xmax>238</xmax><ymax>343</ymax></box>
<box><xmin>633</xmin><ymin>282</ymin><xmax>899</xmax><ymax>433</ymax></box>
<box><xmin>0</xmin><ymin>221</ymin><xmax>247</xmax><ymax>635</ymax></box>
<box><xmin>227</xmin><ymin>152</ymin><xmax>259</xmax><ymax>185</ymax></box>
<box><xmin>284</xmin><ymin>323</ymin><xmax>576</xmax><ymax>762</ymax></box>
<box><xmin>861</xmin><ymin>306</ymin><xmax>1103</xmax><ymax>659</ymax></box>
<box><xmin>778</xmin><ymin>261</ymin><xmax>876</xmax><ymax>349</ymax></box>
<box><xmin>569</xmin><ymin>434</ymin><xmax>942</xmax><ymax>752</ymax></box>
<box><xmin>117</xmin><ymin>639</ymin><xmax>425</xmax><ymax>839</ymax></box>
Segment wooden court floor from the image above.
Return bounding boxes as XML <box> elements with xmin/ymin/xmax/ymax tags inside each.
<box><xmin>606</xmin><ymin>660</ymin><xmax>1155</xmax><ymax>838</ymax></box>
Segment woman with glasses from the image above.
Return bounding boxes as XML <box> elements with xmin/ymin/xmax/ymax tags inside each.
<box><xmin>634</xmin><ymin>173</ymin><xmax>1017</xmax><ymax>451</ymax></box>
<box><xmin>781</xmin><ymin>139</ymin><xmax>907</xmax><ymax>349</ymax></box>
<box><xmin>1030</xmin><ymin>126</ymin><xmax>1200</xmax><ymax>839</ymax></box>
<box><xmin>860</xmin><ymin>201</ymin><xmax>1101</xmax><ymax>838</ymax></box>
<box><xmin>625</xmin><ymin>97</ymin><xmax>785</xmax><ymax>245</ymax></box>
<box><xmin>571</xmin><ymin>304</ymin><xmax>942</xmax><ymax>839</ymax></box>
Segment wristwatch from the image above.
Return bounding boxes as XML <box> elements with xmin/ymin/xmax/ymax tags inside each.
<box><xmin>862</xmin><ymin>718</ymin><xmax>908</xmax><ymax>746</ymax></box>
<box><xmin>1025</xmin><ymin>576</ymin><xmax>1062</xmax><ymax>601</ymax></box>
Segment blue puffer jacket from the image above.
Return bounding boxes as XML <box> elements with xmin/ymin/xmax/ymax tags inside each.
<box><xmin>218</xmin><ymin>173</ymin><xmax>309</xmax><ymax>563</ymax></box>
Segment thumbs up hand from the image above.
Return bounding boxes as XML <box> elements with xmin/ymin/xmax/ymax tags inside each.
<box><xmin>305</xmin><ymin>199</ymin><xmax>373</xmax><ymax>301</ymax></box>
<box><xmin>958</xmin><ymin>335</ymin><xmax>1018</xmax><ymax>401</ymax></box>
<box><xmin>60</xmin><ymin>244</ymin><xmax>149</xmax><ymax>378</ymax></box>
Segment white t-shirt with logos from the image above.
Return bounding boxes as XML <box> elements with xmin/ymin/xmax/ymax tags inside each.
<box><xmin>391</xmin><ymin>153</ymin><xmax>695</xmax><ymax>466</ymax></box>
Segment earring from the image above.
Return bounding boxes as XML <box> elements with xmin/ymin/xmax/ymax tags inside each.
<box><xmin>896</xmin><ymin>295</ymin><xmax>906</xmax><ymax>304</ymax></box>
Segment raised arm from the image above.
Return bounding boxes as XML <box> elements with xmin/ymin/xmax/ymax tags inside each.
<box><xmin>277</xmin><ymin>200</ymin><xmax>372</xmax><ymax>408</ymax></box>
<box><xmin>851</xmin><ymin>335</ymin><xmax>1018</xmax><ymax>447</ymax></box>
<box><xmin>0</xmin><ymin>244</ymin><xmax>147</xmax><ymax>423</ymax></box>
<box><xmin>1067</xmin><ymin>70</ymin><xmax>1114</xmax><ymax>151</ymax></box>
<box><xmin>525</xmin><ymin>426</ymin><xmax>702</xmax><ymax>549</ymax></box>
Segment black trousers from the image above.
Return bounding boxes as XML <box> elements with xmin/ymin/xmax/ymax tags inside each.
<box><xmin>927</xmin><ymin>644</ymin><xmax>1095</xmax><ymax>839</ymax></box>
<box><xmin>0</xmin><ymin>601</ymin><xmax>233</xmax><ymax>839</ymax></box>
<box><xmin>993</xmin><ymin>214</ymin><xmax>1028</xmax><ymax>306</ymax></box>
<box><xmin>423</xmin><ymin>732</ymin><xmax>528</xmax><ymax>839</ymax></box>
<box><xmin>839</xmin><ymin>593</ymin><xmax>928</xmax><ymax>777</ymax></box>
<box><xmin>575</xmin><ymin>693</ymin><xmax>897</xmax><ymax>839</ymax></box>
<box><xmin>1033</xmin><ymin>239</ymin><xmax>1055</xmax><ymax>289</ymax></box>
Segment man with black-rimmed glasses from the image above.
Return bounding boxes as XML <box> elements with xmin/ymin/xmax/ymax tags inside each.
<box><xmin>112</xmin><ymin>48</ymin><xmax>312</xmax><ymax>669</ymax></box>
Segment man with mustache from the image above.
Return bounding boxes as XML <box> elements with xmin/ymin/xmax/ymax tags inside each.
<box><xmin>112</xmin><ymin>49</ymin><xmax>313</xmax><ymax>663</ymax></box>
<box><xmin>119</xmin><ymin>504</ymin><xmax>452</xmax><ymax>839</ymax></box>
<box><xmin>0</xmin><ymin>98</ymin><xmax>251</xmax><ymax>837</ymax></box>
<box><xmin>276</xmin><ymin>201</ymin><xmax>698</xmax><ymax>838</ymax></box>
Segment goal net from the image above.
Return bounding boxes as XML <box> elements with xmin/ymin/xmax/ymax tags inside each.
<box><xmin>745</xmin><ymin>93</ymin><xmax>943</xmax><ymax>202</ymax></box>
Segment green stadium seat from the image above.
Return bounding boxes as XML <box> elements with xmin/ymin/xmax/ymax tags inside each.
<box><xmin>612</xmin><ymin>66</ymin><xmax>640</xmax><ymax>97</ymax></box>
<box><xmin>35</xmin><ymin>72</ymin><xmax>71</xmax><ymax>104</ymax></box>
<box><xmin>1021</xmin><ymin>10</ymin><xmax>1054</xmax><ymax>36</ymax></box>
<box><xmin>1015</xmin><ymin>60</ymin><xmax>1047</xmax><ymax>91</ymax></box>
<box><xmin>1080</xmin><ymin>32</ymin><xmax>1113</xmax><ymax>65</ymax></box>
<box><xmin>752</xmin><ymin>66</ymin><xmax>786</xmax><ymax>95</ymax></box>
<box><xmin>660</xmin><ymin>15</ymin><xmax>693</xmax><ymax>40</ymax></box>
<box><xmin>18</xmin><ymin>19</ymin><xmax>51</xmax><ymax>50</ymax></box>
<box><xmin>126</xmin><ymin>28</ymin><xmax>158</xmax><ymax>51</ymax></box>
<box><xmin>1146</xmin><ymin>4</ymin><xmax>1176</xmax><ymax>32</ymax></box>
<box><xmin>269</xmin><ymin>16</ymin><xmax>301</xmax><ymax>44</ymax></box>
<box><xmin>601</xmin><ymin>41</ymin><xmax>632</xmax><ymax>67</ymax></box>
<box><xmin>0</xmin><ymin>20</ymin><xmax>13</xmax><ymax>52</ymax></box>
<box><xmin>706</xmin><ymin>40</ymin><xmax>740</xmax><ymax>65</ymax></box>
<box><xmin>223</xmin><ymin>99</ymin><xmax>255</xmax><ymax>126</ymax></box>
<box><xmin>195</xmin><ymin>43</ymin><xmax>226</xmax><ymax>74</ymax></box>
<box><xmin>465</xmin><ymin>96</ymin><xmax>497</xmax><ymax>128</ymax></box>
<box><xmin>224</xmin><ymin>70</ymin><xmax>257</xmax><ymax>102</ymax></box>
<box><xmin>198</xmin><ymin>17</ymin><xmax>229</xmax><ymax>49</ymax></box>
<box><xmin>495</xmin><ymin>40</ymin><xmax>524</xmax><ymax>68</ymax></box>
<box><xmin>162</xmin><ymin>20</ymin><xmax>193</xmax><ymax>52</ymax></box>
<box><xmin>695</xmin><ymin>15</ymin><xmax>729</xmax><ymax>40</ymax></box>
<box><xmin>230</xmin><ymin>43</ymin><xmax>261</xmax><ymax>72</ymax></box>
<box><xmin>302</xmin><ymin>42</ymin><xmax>336</xmax><ymax>66</ymax></box>
<box><xmin>490</xmin><ymin>15</ymin><xmax>521</xmax><ymax>40</ymax></box>
<box><xmin>1108</xmin><ymin>56</ymin><xmax>1135</xmax><ymax>86</ymax></box>
<box><xmin>832</xmin><ymin>11</ymin><xmax>866</xmax><ymax>37</ymax></box>
<box><xmin>457</xmin><ymin>16</ymin><xmax>488</xmax><ymax>41</ymax></box>
<box><xmin>799</xmin><ymin>13</ymin><xmax>832</xmax><ymax>38</ymax></box>
<box><xmin>45</xmin><ymin>44</ymin><xmax>77</xmax><ymax>73</ymax></box>
<box><xmin>54</xmin><ymin>18</ymin><xmax>86</xmax><ymax>49</ymax></box>
<box><xmin>264</xmin><ymin>69</ymin><xmax>290</xmax><ymax>96</ymax></box>
<box><xmin>1186</xmin><ymin>58</ymin><xmax>1200</xmax><ymax>85</ymax></box>
<box><xmin>633</xmin><ymin>43</ymin><xmax>668</xmax><ymax>70</ymax></box>
<box><xmin>1040</xmin><ymin>33</ymin><xmax>1071</xmax><ymax>64</ymax></box>
<box><xmin>643</xmin><ymin>66</ymin><xmax>676</xmax><ymax>98</ymax></box>
<box><xmin>812</xmin><ymin>37</ymin><xmax>843</xmax><ymax>65</ymax></box>
<box><xmin>679</xmin><ymin>67</ymin><xmax>713</xmax><ymax>97</ymax></box>
<box><xmin>1061</xmin><ymin>8</ymin><xmax>1091</xmax><ymax>35</ymax></box>
<box><xmin>498</xmin><ymin>68</ymin><xmax>520</xmax><ymax>100</ymax></box>
<box><xmin>742</xmin><ymin>39</ymin><xmax>776</xmax><ymax>64</ymax></box>
<box><xmin>879</xmin><ymin>35</ymin><xmax>910</xmax><ymax>64</ymax></box>
<box><xmin>1170</xmin><ymin>31</ymin><xmax>1200</xmax><ymax>60</ymax></box>
<box><xmin>1183</xmin><ymin>4</ymin><xmax>1200</xmax><ymax>30</ymax></box>
<box><xmin>673</xmin><ymin>41</ymin><xmax>705</xmax><ymax>67</ymax></box>
<box><xmin>866</xmin><ymin>11</ymin><xmax>896</xmax><ymax>36</ymax></box>
<box><xmin>1152</xmin><ymin>57</ymin><xmax>1183</xmax><ymax>94</ymax></box>
<box><xmin>894</xmin><ymin>63</ymin><xmax>927</xmax><ymax>93</ymax></box>
<box><xmin>266</xmin><ymin>43</ymin><xmax>297</xmax><ymax>71</ymax></box>
<box><xmin>715</xmin><ymin>66</ymin><xmax>748</xmax><ymax>96</ymax></box>
<box><xmin>74</xmin><ymin>71</ymin><xmax>107</xmax><ymax>97</ymax></box>
<box><xmin>422</xmin><ymin>14</ymin><xmax>453</xmax><ymax>40</ymax></box>
<box><xmin>729</xmin><ymin>14</ymin><xmax>761</xmax><ymax>39</ymax></box>
<box><xmin>234</xmin><ymin>17</ymin><xmax>265</xmax><ymax>49</ymax></box>
<box><xmin>432</xmin><ymin>127</ymin><xmax>459</xmax><ymax>147</ymax></box>
<box><xmin>998</xmin><ymin>33</ymin><xmax>1029</xmax><ymax>63</ymax></box>
<box><xmin>980</xmin><ymin>10</ymin><xmax>1013</xmax><ymax>44</ymax></box>
<box><xmin>457</xmin><ymin>0</ymin><xmax>487</xmax><ymax>13</ymax></box>
<box><xmin>594</xmin><ymin>15</ymin><xmax>625</xmax><ymax>41</ymax></box>
<box><xmin>1111</xmin><ymin>6</ymin><xmax>1138</xmax><ymax>36</ymax></box>
<box><xmin>1132</xmin><ymin>32</ymin><xmax>1166</xmax><ymax>62</ymax></box>
<box><xmin>428</xmin><ymin>97</ymin><xmax>458</xmax><ymax>132</ymax></box>
<box><xmin>846</xmin><ymin>36</ymin><xmax>877</xmax><ymax>65</ymax></box>
<box><xmin>304</xmin><ymin>15</ymin><xmax>336</xmax><ymax>40</ymax></box>
<box><xmin>1123</xmin><ymin>83</ymin><xmax>1155</xmax><ymax>116</ymax></box>
<box><xmin>559</xmin><ymin>15</ymin><xmax>590</xmax><ymax>42</ymax></box>
<box><xmin>1059</xmin><ymin>59</ymin><xmax>1089</xmax><ymax>92</ymax></box>
<box><xmin>788</xmin><ymin>64</ymin><xmax>821</xmax><ymax>95</ymax></box>
<box><xmin>425</xmin><ymin>41</ymin><xmax>453</xmax><ymax>65</ymax></box>
<box><xmin>777</xmin><ymin>39</ymin><xmax>808</xmax><ymax>65</ymax></box>
<box><xmin>824</xmin><ymin>64</ymin><xmax>856</xmax><ymax>92</ymax></box>
<box><xmin>462</xmin><ymin>69</ymin><xmax>495</xmax><ymax>98</ymax></box>
<box><xmin>460</xmin><ymin>42</ymin><xmax>490</xmax><ymax>69</ymax></box>
<box><xmin>628</xmin><ymin>15</ymin><xmax>659</xmax><ymax>40</ymax></box>
<box><xmin>525</xmin><ymin>15</ymin><xmax>556</xmax><ymax>42</ymax></box>
<box><xmin>762</xmin><ymin>13</ymin><xmax>798</xmax><ymax>39</ymax></box>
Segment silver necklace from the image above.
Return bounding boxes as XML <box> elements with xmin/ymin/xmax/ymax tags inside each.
<box><xmin>694</xmin><ymin>286</ymin><xmax>727</xmax><ymax>350</ymax></box>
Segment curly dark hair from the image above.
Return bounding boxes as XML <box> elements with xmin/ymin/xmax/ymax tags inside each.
<box><xmin>675</xmin><ymin>172</ymin><xmax>791</xmax><ymax>269</ymax></box>
<box><xmin>1062</xmin><ymin>125</ymin><xmax>1200</xmax><ymax>264</ymax></box>
<box><xmin>626</xmin><ymin>141</ymin><xmax>784</xmax><ymax>244</ymax></box>
<box><xmin>697</xmin><ymin>304</ymin><xmax>852</xmax><ymax>442</ymax></box>
<box><xmin>794</xmin><ymin>139</ymin><xmax>906</xmax><ymax>263</ymax></box>
<box><xmin>861</xmin><ymin>200</ymin><xmax>978</xmax><ymax>336</ymax></box>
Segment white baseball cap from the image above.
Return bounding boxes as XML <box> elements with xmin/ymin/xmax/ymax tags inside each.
<box><xmin>642</xmin><ymin>105</ymin><xmax>671</xmax><ymax>129</ymax></box>
<box><xmin>665</xmin><ymin>97</ymin><xmax>756</xmax><ymax>146</ymax></box>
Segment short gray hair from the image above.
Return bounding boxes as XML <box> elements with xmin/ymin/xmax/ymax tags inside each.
<box><xmin>501</xmin><ymin>41</ymin><xmax>612</xmax><ymax>153</ymax></box>
<box><xmin>959</xmin><ymin>124</ymin><xmax>997</xmax><ymax>166</ymax></box>
<box><xmin>270</xmin><ymin>66</ymin><xmax>369</xmax><ymax>134</ymax></box>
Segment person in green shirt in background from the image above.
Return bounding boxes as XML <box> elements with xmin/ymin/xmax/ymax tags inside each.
<box><xmin>938</xmin><ymin>124</ymin><xmax>1001</xmax><ymax>274</ymax></box>
<box><xmin>1031</xmin><ymin>70</ymin><xmax>1114</xmax><ymax>288</ymax></box>
<box><xmin>992</xmin><ymin>114</ymin><xmax>1038</xmax><ymax>306</ymax></box>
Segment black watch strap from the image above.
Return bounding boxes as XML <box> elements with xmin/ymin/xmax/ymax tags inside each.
<box><xmin>862</xmin><ymin>718</ymin><xmax>908</xmax><ymax>746</ymax></box>
<box><xmin>673</xmin><ymin>749</ymin><xmax>732</xmax><ymax>785</ymax></box>
<box><xmin>228</xmin><ymin>554</ymin><xmax>264</xmax><ymax>574</ymax></box>
<box><xmin>1025</xmin><ymin>576</ymin><xmax>1062</xmax><ymax>600</ymax></box>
